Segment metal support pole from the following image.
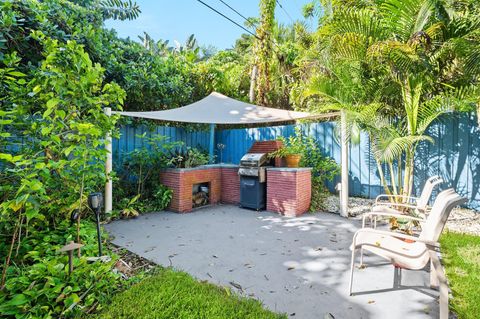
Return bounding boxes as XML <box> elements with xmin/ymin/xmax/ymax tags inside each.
<box><xmin>68</xmin><ymin>251</ymin><xmax>73</xmax><ymax>275</ymax></box>
<box><xmin>209</xmin><ymin>123</ymin><xmax>215</xmax><ymax>164</ymax></box>
<box><xmin>429</xmin><ymin>250</ymin><xmax>449</xmax><ymax>319</ymax></box>
<box><xmin>95</xmin><ymin>209</ymin><xmax>103</xmax><ymax>257</ymax></box>
<box><xmin>340</xmin><ymin>110</ymin><xmax>349</xmax><ymax>217</ymax></box>
<box><xmin>104</xmin><ymin>107</ymin><xmax>113</xmax><ymax>215</ymax></box>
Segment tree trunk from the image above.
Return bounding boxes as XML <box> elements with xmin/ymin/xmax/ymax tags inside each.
<box><xmin>255</xmin><ymin>0</ymin><xmax>276</xmax><ymax>106</ymax></box>
<box><xmin>388</xmin><ymin>161</ymin><xmax>398</xmax><ymax>198</ymax></box>
<box><xmin>402</xmin><ymin>147</ymin><xmax>415</xmax><ymax>199</ymax></box>
<box><xmin>1</xmin><ymin>216</ymin><xmax>20</xmax><ymax>289</ymax></box>
<box><xmin>249</xmin><ymin>65</ymin><xmax>257</xmax><ymax>103</ymax></box>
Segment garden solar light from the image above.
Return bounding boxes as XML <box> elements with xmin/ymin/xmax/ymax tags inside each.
<box><xmin>59</xmin><ymin>241</ymin><xmax>83</xmax><ymax>275</ymax></box>
<box><xmin>88</xmin><ymin>192</ymin><xmax>103</xmax><ymax>257</ymax></box>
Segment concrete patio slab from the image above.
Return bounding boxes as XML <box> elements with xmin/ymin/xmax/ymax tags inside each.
<box><xmin>105</xmin><ymin>205</ymin><xmax>439</xmax><ymax>319</ymax></box>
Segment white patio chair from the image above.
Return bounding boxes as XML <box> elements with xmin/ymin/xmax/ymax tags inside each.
<box><xmin>349</xmin><ymin>189</ymin><xmax>466</xmax><ymax>319</ymax></box>
<box><xmin>373</xmin><ymin>175</ymin><xmax>443</xmax><ymax>218</ymax></box>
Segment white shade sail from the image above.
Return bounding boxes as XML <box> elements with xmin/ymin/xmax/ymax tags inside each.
<box><xmin>104</xmin><ymin>93</ymin><xmax>348</xmax><ymax>219</ymax></box>
<box><xmin>114</xmin><ymin>92</ymin><xmax>317</xmax><ymax>124</ymax></box>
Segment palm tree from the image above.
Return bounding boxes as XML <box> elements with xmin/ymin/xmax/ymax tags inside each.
<box><xmin>303</xmin><ymin>0</ymin><xmax>480</xmax><ymax>199</ymax></box>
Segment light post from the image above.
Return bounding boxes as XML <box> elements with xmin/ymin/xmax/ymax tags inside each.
<box><xmin>88</xmin><ymin>192</ymin><xmax>103</xmax><ymax>257</ymax></box>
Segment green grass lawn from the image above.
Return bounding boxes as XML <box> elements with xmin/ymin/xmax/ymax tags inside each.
<box><xmin>440</xmin><ymin>232</ymin><xmax>480</xmax><ymax>319</ymax></box>
<box><xmin>96</xmin><ymin>267</ymin><xmax>286</xmax><ymax>319</ymax></box>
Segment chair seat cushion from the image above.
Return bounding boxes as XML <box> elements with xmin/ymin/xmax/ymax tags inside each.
<box><xmin>353</xmin><ymin>231</ymin><xmax>430</xmax><ymax>269</ymax></box>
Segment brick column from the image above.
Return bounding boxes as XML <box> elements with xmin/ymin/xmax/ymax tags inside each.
<box><xmin>266</xmin><ymin>168</ymin><xmax>312</xmax><ymax>217</ymax></box>
<box><xmin>160</xmin><ymin>170</ymin><xmax>186</xmax><ymax>212</ymax></box>
<box><xmin>220</xmin><ymin>166</ymin><xmax>240</xmax><ymax>204</ymax></box>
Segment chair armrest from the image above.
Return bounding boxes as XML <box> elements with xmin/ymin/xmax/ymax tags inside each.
<box><xmin>362</xmin><ymin>211</ymin><xmax>424</xmax><ymax>228</ymax></box>
<box><xmin>375</xmin><ymin>194</ymin><xmax>419</xmax><ymax>205</ymax></box>
<box><xmin>374</xmin><ymin>202</ymin><xmax>418</xmax><ymax>210</ymax></box>
<box><xmin>353</xmin><ymin>228</ymin><xmax>440</xmax><ymax>249</ymax></box>
<box><xmin>363</xmin><ymin>211</ymin><xmax>424</xmax><ymax>223</ymax></box>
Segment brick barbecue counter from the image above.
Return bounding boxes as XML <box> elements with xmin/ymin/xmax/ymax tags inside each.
<box><xmin>266</xmin><ymin>168</ymin><xmax>312</xmax><ymax>217</ymax></box>
<box><xmin>160</xmin><ymin>164</ymin><xmax>239</xmax><ymax>213</ymax></box>
<box><xmin>160</xmin><ymin>164</ymin><xmax>312</xmax><ymax>216</ymax></box>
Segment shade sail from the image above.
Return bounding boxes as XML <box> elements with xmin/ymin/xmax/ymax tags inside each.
<box><xmin>114</xmin><ymin>92</ymin><xmax>317</xmax><ymax>124</ymax></box>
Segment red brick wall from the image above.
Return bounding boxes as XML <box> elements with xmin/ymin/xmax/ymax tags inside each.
<box><xmin>160</xmin><ymin>166</ymin><xmax>240</xmax><ymax>213</ymax></box>
<box><xmin>161</xmin><ymin>166</ymin><xmax>311</xmax><ymax>215</ymax></box>
<box><xmin>160</xmin><ymin>168</ymin><xmax>221</xmax><ymax>213</ymax></box>
<box><xmin>266</xmin><ymin>169</ymin><xmax>311</xmax><ymax>217</ymax></box>
<box><xmin>248</xmin><ymin>140</ymin><xmax>284</xmax><ymax>167</ymax></box>
<box><xmin>159</xmin><ymin>170</ymin><xmax>186</xmax><ymax>212</ymax></box>
<box><xmin>220</xmin><ymin>167</ymin><xmax>240</xmax><ymax>204</ymax></box>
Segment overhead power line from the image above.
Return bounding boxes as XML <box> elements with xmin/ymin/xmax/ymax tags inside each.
<box><xmin>195</xmin><ymin>0</ymin><xmax>260</xmax><ymax>40</ymax></box>
<box><xmin>276</xmin><ymin>0</ymin><xmax>294</xmax><ymax>23</ymax></box>
<box><xmin>218</xmin><ymin>0</ymin><xmax>251</xmax><ymax>24</ymax></box>
<box><xmin>195</xmin><ymin>0</ymin><xmax>282</xmax><ymax>58</ymax></box>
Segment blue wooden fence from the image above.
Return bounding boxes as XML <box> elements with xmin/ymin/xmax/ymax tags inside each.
<box><xmin>112</xmin><ymin>125</ymin><xmax>211</xmax><ymax>168</ymax></box>
<box><xmin>115</xmin><ymin>113</ymin><xmax>480</xmax><ymax>209</ymax></box>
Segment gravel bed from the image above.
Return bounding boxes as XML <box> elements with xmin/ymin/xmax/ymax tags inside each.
<box><xmin>322</xmin><ymin>195</ymin><xmax>480</xmax><ymax>236</ymax></box>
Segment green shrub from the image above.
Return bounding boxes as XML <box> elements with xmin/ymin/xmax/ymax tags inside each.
<box><xmin>151</xmin><ymin>185</ymin><xmax>173</xmax><ymax>211</ymax></box>
<box><xmin>113</xmin><ymin>133</ymin><xmax>202</xmax><ymax>216</ymax></box>
<box><xmin>0</xmin><ymin>222</ymin><xmax>125</xmax><ymax>318</ymax></box>
<box><xmin>167</xmin><ymin>146</ymin><xmax>210</xmax><ymax>168</ymax></box>
<box><xmin>110</xmin><ymin>185</ymin><xmax>172</xmax><ymax>219</ymax></box>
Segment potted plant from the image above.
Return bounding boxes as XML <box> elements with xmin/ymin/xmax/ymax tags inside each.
<box><xmin>268</xmin><ymin>136</ymin><xmax>304</xmax><ymax>168</ymax></box>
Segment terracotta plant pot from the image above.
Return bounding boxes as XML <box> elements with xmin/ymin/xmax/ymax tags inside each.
<box><xmin>285</xmin><ymin>154</ymin><xmax>301</xmax><ymax>168</ymax></box>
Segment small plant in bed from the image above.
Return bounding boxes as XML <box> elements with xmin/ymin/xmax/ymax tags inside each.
<box><xmin>96</xmin><ymin>267</ymin><xmax>287</xmax><ymax>319</ymax></box>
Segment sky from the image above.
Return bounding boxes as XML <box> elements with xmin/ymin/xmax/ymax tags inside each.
<box><xmin>105</xmin><ymin>0</ymin><xmax>312</xmax><ymax>50</ymax></box>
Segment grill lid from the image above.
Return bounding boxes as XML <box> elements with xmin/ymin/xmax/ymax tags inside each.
<box><xmin>240</xmin><ymin>153</ymin><xmax>268</xmax><ymax>167</ymax></box>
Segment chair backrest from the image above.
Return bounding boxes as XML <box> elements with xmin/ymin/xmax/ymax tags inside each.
<box><xmin>417</xmin><ymin>175</ymin><xmax>444</xmax><ymax>210</ymax></box>
<box><xmin>419</xmin><ymin>189</ymin><xmax>467</xmax><ymax>242</ymax></box>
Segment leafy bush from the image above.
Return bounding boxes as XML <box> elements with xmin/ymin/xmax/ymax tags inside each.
<box><xmin>116</xmin><ymin>195</ymin><xmax>142</xmax><ymax>219</ymax></box>
<box><xmin>113</xmin><ymin>134</ymin><xmax>209</xmax><ymax>217</ymax></box>
<box><xmin>0</xmin><ymin>30</ymin><xmax>125</xmax><ymax>291</ymax></box>
<box><xmin>268</xmin><ymin>134</ymin><xmax>305</xmax><ymax>157</ymax></box>
<box><xmin>151</xmin><ymin>185</ymin><xmax>173</xmax><ymax>211</ymax></box>
<box><xmin>116</xmin><ymin>134</ymin><xmax>179</xmax><ymax>200</ymax></box>
<box><xmin>0</xmin><ymin>221</ymin><xmax>124</xmax><ymax>318</ymax></box>
<box><xmin>299</xmin><ymin>133</ymin><xmax>339</xmax><ymax>211</ymax></box>
<box><xmin>167</xmin><ymin>146</ymin><xmax>210</xmax><ymax>168</ymax></box>
<box><xmin>111</xmin><ymin>185</ymin><xmax>172</xmax><ymax>219</ymax></box>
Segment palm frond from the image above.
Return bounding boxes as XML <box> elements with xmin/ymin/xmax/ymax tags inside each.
<box><xmin>372</xmin><ymin>133</ymin><xmax>432</xmax><ymax>163</ymax></box>
<box><xmin>330</xmin><ymin>33</ymin><xmax>368</xmax><ymax>61</ymax></box>
<box><xmin>381</xmin><ymin>0</ymin><xmax>436</xmax><ymax>41</ymax></box>
<box><xmin>331</xmin><ymin>8</ymin><xmax>386</xmax><ymax>40</ymax></box>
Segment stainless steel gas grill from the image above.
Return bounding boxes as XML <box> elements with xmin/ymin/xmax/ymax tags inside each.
<box><xmin>238</xmin><ymin>153</ymin><xmax>268</xmax><ymax>210</ymax></box>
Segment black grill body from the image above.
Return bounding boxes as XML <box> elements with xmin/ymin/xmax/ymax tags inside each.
<box><xmin>240</xmin><ymin>175</ymin><xmax>266</xmax><ymax>210</ymax></box>
<box><xmin>238</xmin><ymin>153</ymin><xmax>268</xmax><ymax>210</ymax></box>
